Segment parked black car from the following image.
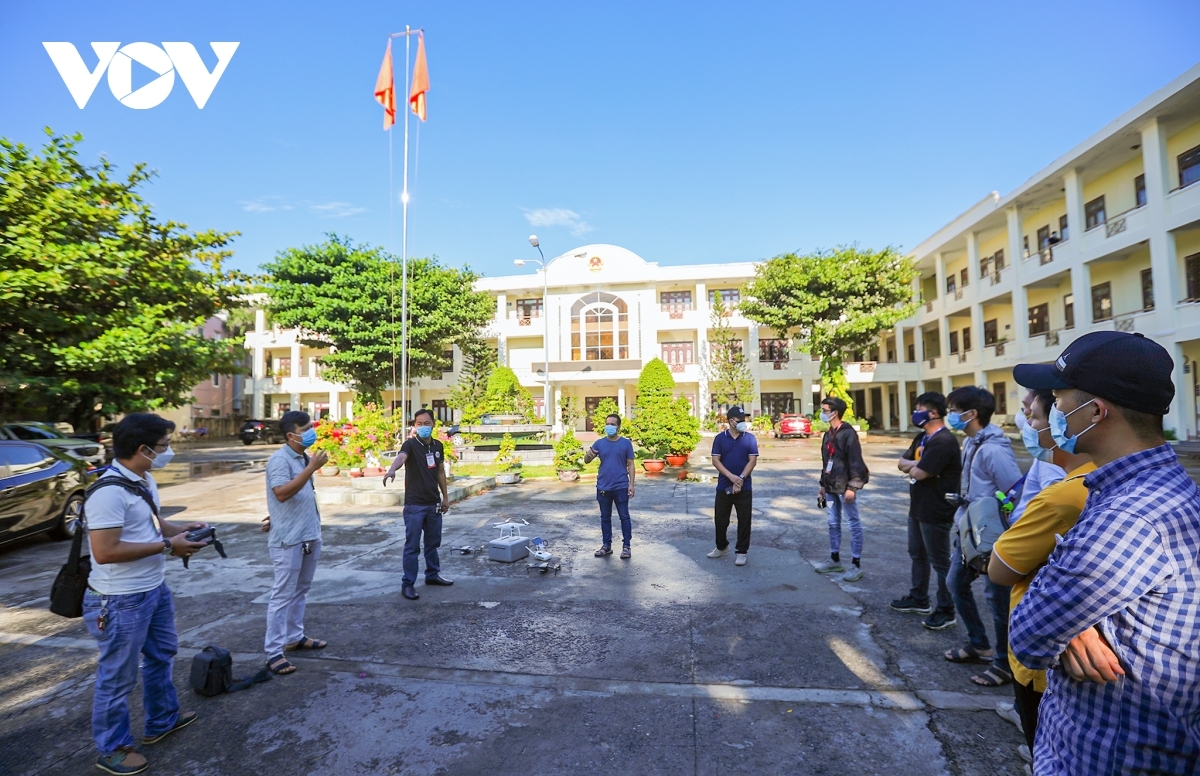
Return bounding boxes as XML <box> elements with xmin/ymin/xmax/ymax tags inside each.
<box><xmin>239</xmin><ymin>419</ymin><xmax>282</xmax><ymax>445</ymax></box>
<box><xmin>0</xmin><ymin>441</ymin><xmax>90</xmax><ymax>545</ymax></box>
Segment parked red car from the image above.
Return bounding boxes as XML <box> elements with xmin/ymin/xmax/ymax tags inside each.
<box><xmin>774</xmin><ymin>413</ymin><xmax>813</xmax><ymax>439</ymax></box>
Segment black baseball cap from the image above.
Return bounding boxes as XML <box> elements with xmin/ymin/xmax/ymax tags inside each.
<box><xmin>1013</xmin><ymin>331</ymin><xmax>1174</xmax><ymax>415</ymax></box>
<box><xmin>725</xmin><ymin>406</ymin><xmax>747</xmax><ymax>420</ymax></box>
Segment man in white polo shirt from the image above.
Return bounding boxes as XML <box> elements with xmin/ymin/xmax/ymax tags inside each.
<box><xmin>83</xmin><ymin>413</ymin><xmax>208</xmax><ymax>776</ymax></box>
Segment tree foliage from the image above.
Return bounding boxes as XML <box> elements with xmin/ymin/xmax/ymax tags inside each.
<box><xmin>589</xmin><ymin>397</ymin><xmax>622</xmax><ymax>436</ymax></box>
<box><xmin>629</xmin><ymin>358</ymin><xmax>700</xmax><ymax>457</ymax></box>
<box><xmin>262</xmin><ymin>235</ymin><xmax>494</xmax><ymax>403</ymax></box>
<box><xmin>700</xmin><ymin>297</ymin><xmax>755</xmax><ymax>412</ymax></box>
<box><xmin>740</xmin><ymin>245</ymin><xmax>917</xmax><ymax>413</ymax></box>
<box><xmin>483</xmin><ymin>366</ymin><xmax>535</xmax><ymax>420</ymax></box>
<box><xmin>0</xmin><ymin>130</ymin><xmax>252</xmax><ymax>427</ymax></box>
<box><xmin>448</xmin><ymin>334</ymin><xmax>496</xmax><ymax>425</ymax></box>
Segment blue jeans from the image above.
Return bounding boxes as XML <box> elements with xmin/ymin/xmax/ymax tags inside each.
<box><xmin>826</xmin><ymin>493</ymin><xmax>863</xmax><ymax>559</ymax></box>
<box><xmin>949</xmin><ymin>531</ymin><xmax>1011</xmax><ymax>669</ymax></box>
<box><xmin>402</xmin><ymin>503</ymin><xmax>442</xmax><ymax>586</ymax></box>
<box><xmin>597</xmin><ymin>488</ymin><xmax>632</xmax><ymax>547</ymax></box>
<box><xmin>82</xmin><ymin>582</ymin><xmax>180</xmax><ymax>756</ymax></box>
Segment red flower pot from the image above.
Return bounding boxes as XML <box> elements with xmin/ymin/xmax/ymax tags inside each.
<box><xmin>664</xmin><ymin>454</ymin><xmax>689</xmax><ymax>467</ymax></box>
<box><xmin>642</xmin><ymin>459</ymin><xmax>666</xmax><ymax>474</ymax></box>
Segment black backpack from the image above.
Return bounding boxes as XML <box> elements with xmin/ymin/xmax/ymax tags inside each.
<box><xmin>189</xmin><ymin>646</ymin><xmax>271</xmax><ymax>697</ymax></box>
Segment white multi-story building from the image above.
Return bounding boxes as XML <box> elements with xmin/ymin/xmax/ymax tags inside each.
<box><xmin>245</xmin><ymin>63</ymin><xmax>1200</xmax><ymax>437</ymax></box>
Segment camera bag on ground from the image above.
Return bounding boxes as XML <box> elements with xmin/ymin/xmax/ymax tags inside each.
<box><xmin>190</xmin><ymin>646</ymin><xmax>272</xmax><ymax>697</ymax></box>
<box><xmin>49</xmin><ymin>477</ymin><xmax>159</xmax><ymax>618</ymax></box>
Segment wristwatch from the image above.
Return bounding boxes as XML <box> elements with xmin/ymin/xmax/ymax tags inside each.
<box><xmin>161</xmin><ymin>539</ymin><xmax>173</xmax><ymax>556</ymax></box>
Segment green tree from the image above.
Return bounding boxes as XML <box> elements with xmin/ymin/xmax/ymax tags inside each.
<box><xmin>740</xmin><ymin>245</ymin><xmax>917</xmax><ymax>415</ymax></box>
<box><xmin>0</xmin><ymin>130</ymin><xmax>252</xmax><ymax>428</ymax></box>
<box><xmin>557</xmin><ymin>394</ymin><xmax>582</xmax><ymax>429</ymax></box>
<box><xmin>590</xmin><ymin>397</ymin><xmax>622</xmax><ymax>436</ymax></box>
<box><xmin>483</xmin><ymin>366</ymin><xmax>535</xmax><ymax>420</ymax></box>
<box><xmin>262</xmin><ymin>235</ymin><xmax>494</xmax><ymax>403</ymax></box>
<box><xmin>700</xmin><ymin>297</ymin><xmax>755</xmax><ymax>413</ymax></box>
<box><xmin>629</xmin><ymin>358</ymin><xmax>700</xmax><ymax>457</ymax></box>
<box><xmin>448</xmin><ymin>334</ymin><xmax>496</xmax><ymax>424</ymax></box>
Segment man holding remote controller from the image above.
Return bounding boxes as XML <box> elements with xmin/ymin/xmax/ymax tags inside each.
<box><xmin>262</xmin><ymin>410</ymin><xmax>329</xmax><ymax>677</ymax></box>
<box><xmin>83</xmin><ymin>413</ymin><xmax>209</xmax><ymax>776</ymax></box>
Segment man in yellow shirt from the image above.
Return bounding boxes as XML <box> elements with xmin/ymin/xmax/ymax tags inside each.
<box><xmin>988</xmin><ymin>388</ymin><xmax>1094</xmax><ymax>757</ymax></box>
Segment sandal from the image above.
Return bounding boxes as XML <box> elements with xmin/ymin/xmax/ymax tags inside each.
<box><xmin>594</xmin><ymin>545</ymin><xmax>613</xmax><ymax>557</ymax></box>
<box><xmin>971</xmin><ymin>665</ymin><xmax>1014</xmax><ymax>687</ymax></box>
<box><xmin>267</xmin><ymin>655</ymin><xmax>296</xmax><ymax>675</ymax></box>
<box><xmin>286</xmin><ymin>636</ymin><xmax>327</xmax><ymax>651</ymax></box>
<box><xmin>620</xmin><ymin>546</ymin><xmax>631</xmax><ymax>559</ymax></box>
<box><xmin>944</xmin><ymin>644</ymin><xmax>995</xmax><ymax>664</ymax></box>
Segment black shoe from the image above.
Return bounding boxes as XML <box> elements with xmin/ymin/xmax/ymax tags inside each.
<box><xmin>402</xmin><ymin>585</ymin><xmax>420</xmax><ymax>600</ymax></box>
<box><xmin>922</xmin><ymin>609</ymin><xmax>957</xmax><ymax>630</ymax></box>
<box><xmin>890</xmin><ymin>595</ymin><xmax>934</xmax><ymax>614</ymax></box>
<box><xmin>424</xmin><ymin>575</ymin><xmax>454</xmax><ymax>586</ymax></box>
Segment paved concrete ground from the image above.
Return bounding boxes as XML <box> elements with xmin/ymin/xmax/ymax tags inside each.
<box><xmin>0</xmin><ymin>437</ymin><xmax>1028</xmax><ymax>775</ymax></box>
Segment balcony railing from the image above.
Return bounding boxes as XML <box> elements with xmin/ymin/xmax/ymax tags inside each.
<box><xmin>990</xmin><ymin>269</ymin><xmax>1005</xmax><ymax>286</ymax></box>
<box><xmin>670</xmin><ymin>363</ymin><xmax>686</xmax><ymax>373</ymax></box>
<box><xmin>1112</xmin><ymin>312</ymin><xmax>1137</xmax><ymax>332</ymax></box>
<box><xmin>957</xmin><ymin>351</ymin><xmax>969</xmax><ymax>363</ymax></box>
<box><xmin>518</xmin><ymin>317</ymin><xmax>533</xmax><ymax>327</ymax></box>
<box><xmin>927</xmin><ymin>358</ymin><xmax>937</xmax><ymax>369</ymax></box>
<box><xmin>1045</xmin><ymin>330</ymin><xmax>1061</xmax><ymax>347</ymax></box>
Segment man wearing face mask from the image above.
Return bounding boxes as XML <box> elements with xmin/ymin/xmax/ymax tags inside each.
<box><xmin>83</xmin><ymin>413</ymin><xmax>208</xmax><ymax>775</ymax></box>
<box><xmin>1008</xmin><ymin>331</ymin><xmax>1200</xmax><ymax>775</ymax></box>
<box><xmin>1008</xmin><ymin>390</ymin><xmax>1066</xmax><ymax>525</ymax></box>
<box><xmin>708</xmin><ymin>406</ymin><xmax>759</xmax><ymax>566</ymax></box>
<box><xmin>893</xmin><ymin>392</ymin><xmax>961</xmax><ymax>629</ymax></box>
<box><xmin>384</xmin><ymin>408</ymin><xmax>452</xmax><ymax>601</ymax></box>
<box><xmin>816</xmin><ymin>397</ymin><xmax>870</xmax><ymax>581</ymax></box>
<box><xmin>987</xmin><ymin>388</ymin><xmax>1094</xmax><ymax>765</ymax></box>
<box><xmin>942</xmin><ymin>386</ymin><xmax>1023</xmax><ymax>688</ymax></box>
<box><xmin>263</xmin><ymin>410</ymin><xmax>329</xmax><ymax>676</ymax></box>
<box><xmin>584</xmin><ymin>414</ymin><xmax>636</xmax><ymax>559</ymax></box>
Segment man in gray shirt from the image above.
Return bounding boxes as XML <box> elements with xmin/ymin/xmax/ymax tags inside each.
<box><xmin>262</xmin><ymin>410</ymin><xmax>329</xmax><ymax>675</ymax></box>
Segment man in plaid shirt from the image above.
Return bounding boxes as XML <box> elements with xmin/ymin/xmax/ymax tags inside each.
<box><xmin>1010</xmin><ymin>331</ymin><xmax>1200</xmax><ymax>774</ymax></box>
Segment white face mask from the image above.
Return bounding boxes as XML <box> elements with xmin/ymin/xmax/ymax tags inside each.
<box><xmin>735</xmin><ymin>421</ymin><xmax>750</xmax><ymax>433</ymax></box>
<box><xmin>143</xmin><ymin>445</ymin><xmax>175</xmax><ymax>469</ymax></box>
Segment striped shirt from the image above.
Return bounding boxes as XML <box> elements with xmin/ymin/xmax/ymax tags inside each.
<box><xmin>265</xmin><ymin>445</ymin><xmax>321</xmax><ymax>549</ymax></box>
<box><xmin>1009</xmin><ymin>444</ymin><xmax>1200</xmax><ymax>775</ymax></box>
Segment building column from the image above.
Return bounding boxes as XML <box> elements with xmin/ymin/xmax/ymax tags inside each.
<box><xmin>1008</xmin><ymin>207</ymin><xmax>1029</xmax><ymax>354</ymax></box>
<box><xmin>967</xmin><ymin>231</ymin><xmax>985</xmax><ymax>367</ymax></box>
<box><xmin>617</xmin><ymin>383</ymin><xmax>627</xmax><ymax>417</ymax></box>
<box><xmin>496</xmin><ymin>293</ymin><xmax>507</xmax><ymax>322</ymax></box>
<box><xmin>938</xmin><ymin>317</ymin><xmax>951</xmax><ymax>367</ymax></box>
<box><xmin>1168</xmin><ymin>342</ymin><xmax>1188</xmax><ymax>441</ymax></box>
<box><xmin>1064</xmin><ymin>168</ymin><xmax>1092</xmax><ymax>331</ymax></box>
<box><xmin>695</xmin><ymin>282</ymin><xmax>708</xmax><ymax>317</ymax></box>
<box><xmin>895</xmin><ymin>324</ymin><xmax>905</xmax><ymax>362</ymax></box>
<box><xmin>1142</xmin><ymin>118</ymin><xmax>1179</xmax><ymax>324</ymax></box>
<box><xmin>897</xmin><ymin>381</ymin><xmax>909</xmax><ymax>433</ymax></box>
<box><xmin>1070</xmin><ymin>262</ymin><xmax>1092</xmax><ymax>332</ymax></box>
<box><xmin>881</xmin><ymin>382</ymin><xmax>892</xmax><ymax>430</ymax></box>
<box><xmin>497</xmin><ymin>335</ymin><xmax>508</xmax><ymax>366</ymax></box>
<box><xmin>697</xmin><ymin>315</ymin><xmax>710</xmax><ymax>420</ymax></box>
<box><xmin>553</xmin><ymin>386</ymin><xmax>563</xmax><ymax>433</ymax></box>
<box><xmin>936</xmin><ymin>252</ymin><xmax>948</xmax><ymax>300</ymax></box>
<box><xmin>328</xmin><ymin>390</ymin><xmax>340</xmax><ymax>421</ymax></box>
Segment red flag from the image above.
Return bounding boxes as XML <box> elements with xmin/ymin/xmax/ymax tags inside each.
<box><xmin>409</xmin><ymin>32</ymin><xmax>429</xmax><ymax>122</ymax></box>
<box><xmin>374</xmin><ymin>41</ymin><xmax>395</xmax><ymax>130</ymax></box>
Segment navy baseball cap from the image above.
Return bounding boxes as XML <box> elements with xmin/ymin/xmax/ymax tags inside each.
<box><xmin>725</xmin><ymin>406</ymin><xmax>747</xmax><ymax>420</ymax></box>
<box><xmin>1013</xmin><ymin>331</ymin><xmax>1174</xmax><ymax>415</ymax></box>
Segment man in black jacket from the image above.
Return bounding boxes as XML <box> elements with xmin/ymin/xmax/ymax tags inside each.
<box><xmin>816</xmin><ymin>397</ymin><xmax>870</xmax><ymax>581</ymax></box>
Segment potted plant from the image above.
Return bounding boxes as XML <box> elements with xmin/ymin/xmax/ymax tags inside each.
<box><xmin>553</xmin><ymin>428</ymin><xmax>585</xmax><ymax>482</ymax></box>
<box><xmin>641</xmin><ymin>446</ymin><xmax>668</xmax><ymax>474</ymax></box>
<box><xmin>494</xmin><ymin>433</ymin><xmax>523</xmax><ymax>484</ymax></box>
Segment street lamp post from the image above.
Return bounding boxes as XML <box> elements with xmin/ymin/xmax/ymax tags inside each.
<box><xmin>515</xmin><ymin>235</ymin><xmax>552</xmax><ymax>431</ymax></box>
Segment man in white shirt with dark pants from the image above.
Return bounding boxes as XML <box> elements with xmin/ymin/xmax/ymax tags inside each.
<box><xmin>83</xmin><ymin>413</ymin><xmax>208</xmax><ymax>776</ymax></box>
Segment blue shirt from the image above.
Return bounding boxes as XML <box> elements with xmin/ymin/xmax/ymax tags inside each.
<box><xmin>592</xmin><ymin>435</ymin><xmax>634</xmax><ymax>491</ymax></box>
<box><xmin>711</xmin><ymin>430</ymin><xmax>759</xmax><ymax>492</ymax></box>
<box><xmin>1009</xmin><ymin>444</ymin><xmax>1200</xmax><ymax>775</ymax></box>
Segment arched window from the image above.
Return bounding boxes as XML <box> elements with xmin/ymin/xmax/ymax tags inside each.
<box><xmin>571</xmin><ymin>292</ymin><xmax>628</xmax><ymax>360</ymax></box>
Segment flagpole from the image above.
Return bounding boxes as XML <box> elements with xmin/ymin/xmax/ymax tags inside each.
<box><xmin>400</xmin><ymin>26</ymin><xmax>411</xmax><ymax>428</ymax></box>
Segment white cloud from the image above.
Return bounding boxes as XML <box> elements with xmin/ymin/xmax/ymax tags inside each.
<box><xmin>239</xmin><ymin>196</ymin><xmax>293</xmax><ymax>213</ymax></box>
<box><xmin>522</xmin><ymin>207</ymin><xmax>593</xmax><ymax>236</ymax></box>
<box><xmin>310</xmin><ymin>201</ymin><xmax>367</xmax><ymax>218</ymax></box>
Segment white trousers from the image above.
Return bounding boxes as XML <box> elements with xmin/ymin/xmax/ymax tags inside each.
<box><xmin>264</xmin><ymin>539</ymin><xmax>321</xmax><ymax>657</ymax></box>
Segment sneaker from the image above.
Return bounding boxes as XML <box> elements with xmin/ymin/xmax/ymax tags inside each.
<box><xmin>814</xmin><ymin>559</ymin><xmax>845</xmax><ymax>574</ymax></box>
<box><xmin>707</xmin><ymin>547</ymin><xmax>728</xmax><ymax>559</ymax></box>
<box><xmin>1018</xmin><ymin>744</ymin><xmax>1032</xmax><ymax>763</ymax></box>
<box><xmin>143</xmin><ymin>711</ymin><xmax>197</xmax><ymax>745</ymax></box>
<box><xmin>922</xmin><ymin>609</ymin><xmax>957</xmax><ymax>630</ymax></box>
<box><xmin>996</xmin><ymin>701</ymin><xmax>1024</xmax><ymax>733</ymax></box>
<box><xmin>890</xmin><ymin>596</ymin><xmax>934</xmax><ymax>614</ymax></box>
<box><xmin>842</xmin><ymin>565</ymin><xmax>863</xmax><ymax>582</ymax></box>
<box><xmin>95</xmin><ymin>748</ymin><xmax>148</xmax><ymax>776</ymax></box>
<box><xmin>734</xmin><ymin>553</ymin><xmax>747</xmax><ymax>566</ymax></box>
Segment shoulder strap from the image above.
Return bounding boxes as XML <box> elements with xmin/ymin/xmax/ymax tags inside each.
<box><xmin>86</xmin><ymin>476</ymin><xmax>159</xmax><ymax>518</ymax></box>
<box><xmin>227</xmin><ymin>668</ymin><xmax>273</xmax><ymax>692</ymax></box>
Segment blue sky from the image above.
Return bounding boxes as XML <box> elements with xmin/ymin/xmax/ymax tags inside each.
<box><xmin>3</xmin><ymin>1</ymin><xmax>1199</xmax><ymax>278</ymax></box>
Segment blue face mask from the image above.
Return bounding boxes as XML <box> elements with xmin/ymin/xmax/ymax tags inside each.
<box><xmin>415</xmin><ymin>425</ymin><xmax>434</xmax><ymax>439</ymax></box>
<box><xmin>911</xmin><ymin>410</ymin><xmax>931</xmax><ymax>427</ymax></box>
<box><xmin>298</xmin><ymin>428</ymin><xmax>318</xmax><ymax>448</ymax></box>
<box><xmin>946</xmin><ymin>411</ymin><xmax>970</xmax><ymax>431</ymax></box>
<box><xmin>1049</xmin><ymin>400</ymin><xmax>1097</xmax><ymax>454</ymax></box>
<box><xmin>604</xmin><ymin>424</ymin><xmax>618</xmax><ymax>437</ymax></box>
<box><xmin>1021</xmin><ymin>422</ymin><xmax>1055</xmax><ymax>462</ymax></box>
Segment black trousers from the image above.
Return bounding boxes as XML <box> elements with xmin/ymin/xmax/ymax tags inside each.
<box><xmin>714</xmin><ymin>489</ymin><xmax>752</xmax><ymax>554</ymax></box>
<box><xmin>908</xmin><ymin>515</ymin><xmax>954</xmax><ymax>612</ymax></box>
<box><xmin>1012</xmin><ymin>677</ymin><xmax>1042</xmax><ymax>750</ymax></box>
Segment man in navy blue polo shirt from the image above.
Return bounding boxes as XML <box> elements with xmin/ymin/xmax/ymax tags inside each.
<box><xmin>583</xmin><ymin>413</ymin><xmax>637</xmax><ymax>559</ymax></box>
<box><xmin>708</xmin><ymin>406</ymin><xmax>759</xmax><ymax>566</ymax></box>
